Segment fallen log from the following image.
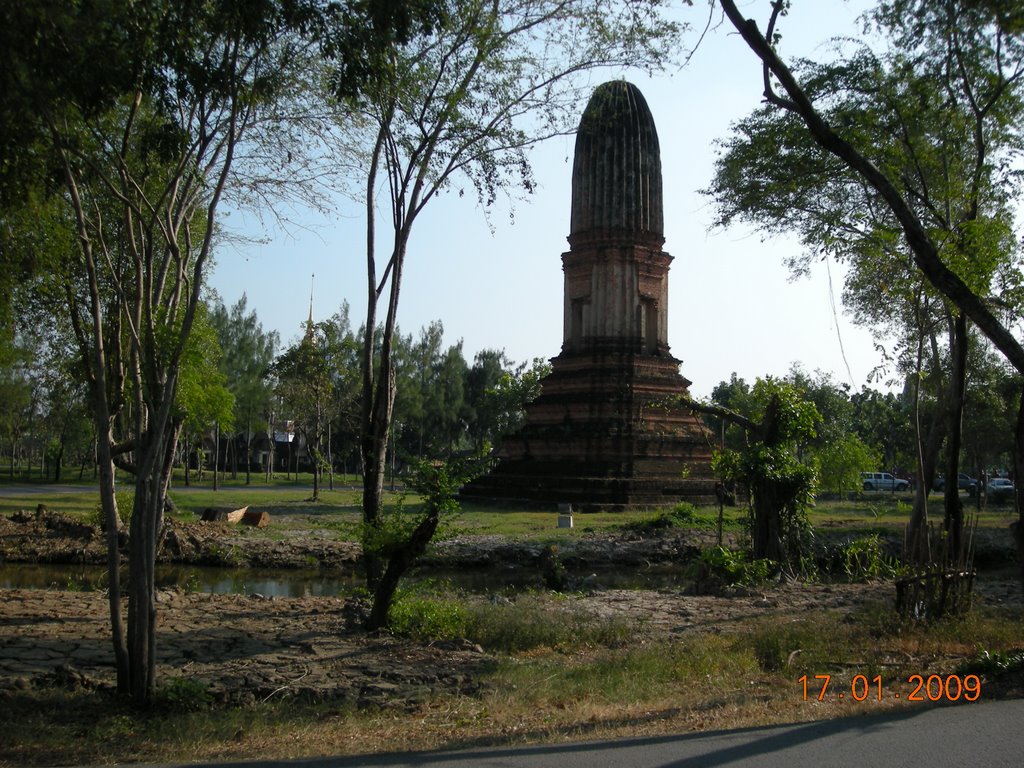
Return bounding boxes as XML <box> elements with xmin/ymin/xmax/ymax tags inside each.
<box><xmin>226</xmin><ymin>506</ymin><xmax>250</xmax><ymax>524</ymax></box>
<box><xmin>241</xmin><ymin>509</ymin><xmax>270</xmax><ymax>528</ymax></box>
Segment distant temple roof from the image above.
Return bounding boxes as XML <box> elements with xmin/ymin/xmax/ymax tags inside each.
<box><xmin>569</xmin><ymin>81</ymin><xmax>663</xmax><ymax>239</ymax></box>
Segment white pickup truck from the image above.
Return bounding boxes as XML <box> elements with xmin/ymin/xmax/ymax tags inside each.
<box><xmin>861</xmin><ymin>472</ymin><xmax>909</xmax><ymax>492</ymax></box>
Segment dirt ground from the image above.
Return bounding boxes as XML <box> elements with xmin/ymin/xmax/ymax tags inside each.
<box><xmin>1</xmin><ymin>509</ymin><xmax>1022</xmax><ymax>707</ymax></box>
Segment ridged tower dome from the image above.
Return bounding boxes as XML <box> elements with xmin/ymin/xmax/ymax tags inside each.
<box><xmin>570</xmin><ymin>80</ymin><xmax>663</xmax><ymax>239</ymax></box>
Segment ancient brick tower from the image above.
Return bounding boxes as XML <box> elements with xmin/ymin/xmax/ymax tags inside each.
<box><xmin>462</xmin><ymin>81</ymin><xmax>716</xmax><ymax>508</ymax></box>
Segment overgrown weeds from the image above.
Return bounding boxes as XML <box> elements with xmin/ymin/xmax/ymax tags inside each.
<box><xmin>389</xmin><ymin>590</ymin><xmax>636</xmax><ymax>653</ymax></box>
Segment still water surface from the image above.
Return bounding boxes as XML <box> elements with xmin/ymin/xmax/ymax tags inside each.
<box><xmin>0</xmin><ymin>562</ymin><xmax>688</xmax><ymax>596</ymax></box>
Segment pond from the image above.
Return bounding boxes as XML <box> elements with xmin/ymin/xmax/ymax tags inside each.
<box><xmin>0</xmin><ymin>561</ymin><xmax>692</xmax><ymax>596</ymax></box>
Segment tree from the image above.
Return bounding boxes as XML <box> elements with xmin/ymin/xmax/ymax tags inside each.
<box><xmin>850</xmin><ymin>388</ymin><xmax>915</xmax><ymax>472</ymax></box>
<box><xmin>319</xmin><ymin>302</ymin><xmax>363</xmax><ymax>484</ymax></box>
<box><xmin>818</xmin><ymin>434</ymin><xmax>880</xmax><ymax>497</ymax></box>
<box><xmin>209</xmin><ymin>295</ymin><xmax>279</xmax><ymax>484</ymax></box>
<box><xmin>274</xmin><ymin>320</ymin><xmax>337</xmax><ymax>501</ymax></box>
<box><xmin>692</xmin><ymin>378</ymin><xmax>820</xmax><ymax>566</ymax></box>
<box><xmin>0</xmin><ymin>344</ymin><xmax>33</xmax><ymax>479</ymax></box>
<box><xmin>364</xmin><ymin>456</ymin><xmax>480</xmax><ymax>630</ymax></box>
<box><xmin>464</xmin><ymin>352</ymin><xmax>551</xmax><ymax>451</ymax></box>
<box><xmin>0</xmin><ymin>0</ymin><xmax>345</xmax><ymax>703</ymax></box>
<box><xmin>713</xmin><ymin>0</ymin><xmax>1024</xmax><ymax>558</ymax></box>
<box><xmin>177</xmin><ymin>304</ymin><xmax>236</xmax><ymax>488</ymax></box>
<box><xmin>331</xmin><ymin>0</ymin><xmax>683</xmax><ymax>607</ymax></box>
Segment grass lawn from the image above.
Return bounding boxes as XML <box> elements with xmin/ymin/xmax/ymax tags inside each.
<box><xmin>0</xmin><ymin>480</ymin><xmax>1019</xmax><ymax>542</ymax></box>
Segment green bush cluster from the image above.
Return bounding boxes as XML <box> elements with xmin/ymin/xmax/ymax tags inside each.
<box><xmin>834</xmin><ymin>534</ymin><xmax>898</xmax><ymax>581</ymax></box>
<box><xmin>959</xmin><ymin>648</ymin><xmax>1024</xmax><ymax>676</ymax></box>
<box><xmin>89</xmin><ymin>489</ymin><xmax>135</xmax><ymax>531</ymax></box>
<box><xmin>153</xmin><ymin>677</ymin><xmax>212</xmax><ymax>712</ymax></box>
<box><xmin>688</xmin><ymin>546</ymin><xmax>777</xmax><ymax>588</ymax></box>
<box><xmin>623</xmin><ymin>502</ymin><xmax>726</xmax><ymax>533</ymax></box>
<box><xmin>388</xmin><ymin>595</ymin><xmax>470</xmax><ymax>642</ymax></box>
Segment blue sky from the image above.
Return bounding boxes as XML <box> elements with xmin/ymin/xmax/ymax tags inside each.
<box><xmin>210</xmin><ymin>0</ymin><xmax>887</xmax><ymax>399</ymax></box>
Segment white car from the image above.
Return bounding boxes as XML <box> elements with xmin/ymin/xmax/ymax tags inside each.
<box><xmin>987</xmin><ymin>477</ymin><xmax>1015</xmax><ymax>502</ymax></box>
<box><xmin>861</xmin><ymin>472</ymin><xmax>910</xmax><ymax>492</ymax></box>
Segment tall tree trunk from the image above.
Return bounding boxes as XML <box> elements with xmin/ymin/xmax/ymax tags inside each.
<box><xmin>96</xmin><ymin>433</ymin><xmax>128</xmax><ymax>693</ymax></box>
<box><xmin>366</xmin><ymin>506</ymin><xmax>441</xmax><ymax>631</ymax></box>
<box><xmin>128</xmin><ymin>449</ymin><xmax>160</xmax><ymax>700</ymax></box>
<box><xmin>327</xmin><ymin>422</ymin><xmax>334</xmax><ymax>492</ymax></box>
<box><xmin>751</xmin><ymin>481</ymin><xmax>785</xmax><ymax>562</ymax></box>
<box><xmin>311</xmin><ymin>437</ymin><xmax>321</xmax><ymax>502</ymax></box>
<box><xmin>213</xmin><ymin>422</ymin><xmax>219</xmax><ymax>491</ymax></box>
<box><xmin>360</xmin><ymin>124</ymin><xmax>388</xmax><ymax>589</ymax></box>
<box><xmin>126</xmin><ymin>412</ymin><xmax>180</xmax><ymax>703</ymax></box>
<box><xmin>245</xmin><ymin>416</ymin><xmax>252</xmax><ymax>486</ymax></box>
<box><xmin>266</xmin><ymin>415</ymin><xmax>274</xmax><ymax>482</ymax></box>
<box><xmin>1012</xmin><ymin>386</ymin><xmax>1024</xmax><ymax>589</ymax></box>
<box><xmin>184</xmin><ymin>436</ymin><xmax>191</xmax><ymax>486</ymax></box>
<box><xmin>943</xmin><ymin>312</ymin><xmax>968</xmax><ymax>558</ymax></box>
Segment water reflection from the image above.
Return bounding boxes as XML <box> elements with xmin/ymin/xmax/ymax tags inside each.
<box><xmin>0</xmin><ymin>562</ymin><xmax>689</xmax><ymax>595</ymax></box>
<box><xmin>0</xmin><ymin>563</ymin><xmax>363</xmax><ymax>597</ymax></box>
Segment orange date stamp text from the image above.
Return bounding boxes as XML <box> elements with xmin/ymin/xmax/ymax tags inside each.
<box><xmin>799</xmin><ymin>673</ymin><xmax>981</xmax><ymax>703</ymax></box>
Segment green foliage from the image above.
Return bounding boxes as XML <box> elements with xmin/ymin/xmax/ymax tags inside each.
<box><xmin>479</xmin><ymin>357</ymin><xmax>551</xmax><ymax>444</ymax></box>
<box><xmin>362</xmin><ymin>458</ymin><xmax>475</xmax><ymax>557</ymax></box>
<box><xmin>466</xmin><ymin>597</ymin><xmax>635</xmax><ymax>654</ymax></box>
<box><xmin>623</xmin><ymin>502</ymin><xmax>727</xmax><ymax>533</ymax></box>
<box><xmin>207</xmin><ymin>293</ymin><xmax>279</xmax><ymax>445</ymax></box>
<box><xmin>360</xmin><ymin>494</ymin><xmax>420</xmax><ymax>557</ymax></box>
<box><xmin>746</xmin><ymin>622</ymin><xmax>825</xmax><ymax>674</ymax></box>
<box><xmin>90</xmin><ymin>489</ymin><xmax>136</xmax><ymax>530</ymax></box>
<box><xmin>388</xmin><ymin>594</ymin><xmax>470</xmax><ymax>642</ymax></box>
<box><xmin>177</xmin><ymin>302</ymin><xmax>235</xmax><ymax>435</ymax></box>
<box><xmin>688</xmin><ymin>546</ymin><xmax>777</xmax><ymax>588</ymax></box>
<box><xmin>152</xmin><ymin>677</ymin><xmax>212</xmax><ymax>713</ymax></box>
<box><xmin>816</xmin><ymin>433</ymin><xmax>880</xmax><ymax>496</ymax></box>
<box><xmin>709</xmin><ymin>0</ymin><xmax>1024</xmax><ymax>391</ymax></box>
<box><xmin>831</xmin><ymin>534</ymin><xmax>899</xmax><ymax>581</ymax></box>
<box><xmin>959</xmin><ymin>648</ymin><xmax>1024</xmax><ymax>677</ymax></box>
<box><xmin>711</xmin><ymin>378</ymin><xmax>820</xmax><ymax>564</ymax></box>
<box><xmin>538</xmin><ymin>544</ymin><xmax>568</xmax><ymax>591</ymax></box>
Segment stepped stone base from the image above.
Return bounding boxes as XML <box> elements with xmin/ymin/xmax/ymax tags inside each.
<box><xmin>461</xmin><ymin>342</ymin><xmax>716</xmax><ymax>510</ymax></box>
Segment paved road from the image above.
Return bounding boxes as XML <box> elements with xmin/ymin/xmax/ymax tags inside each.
<box><xmin>0</xmin><ymin>484</ymin><xmax>97</xmax><ymax>496</ymax></box>
<box><xmin>160</xmin><ymin>699</ymin><xmax>1024</xmax><ymax>768</ymax></box>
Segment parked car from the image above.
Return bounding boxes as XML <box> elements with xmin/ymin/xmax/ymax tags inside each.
<box><xmin>861</xmin><ymin>472</ymin><xmax>910</xmax><ymax>492</ymax></box>
<box><xmin>933</xmin><ymin>472</ymin><xmax>978</xmax><ymax>494</ymax></box>
<box><xmin>987</xmin><ymin>477</ymin><xmax>1016</xmax><ymax>503</ymax></box>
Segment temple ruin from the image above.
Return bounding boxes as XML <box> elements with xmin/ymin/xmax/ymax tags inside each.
<box><xmin>462</xmin><ymin>80</ymin><xmax>716</xmax><ymax>509</ymax></box>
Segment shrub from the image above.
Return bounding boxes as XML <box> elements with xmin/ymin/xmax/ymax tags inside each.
<box><xmin>687</xmin><ymin>546</ymin><xmax>777</xmax><ymax>589</ymax></box>
<box><xmin>153</xmin><ymin>677</ymin><xmax>211</xmax><ymax>712</ymax></box>
<box><xmin>389</xmin><ymin>595</ymin><xmax>470</xmax><ymax>642</ymax></box>
<box><xmin>821</xmin><ymin>534</ymin><xmax>898</xmax><ymax>581</ymax></box>
<box><xmin>959</xmin><ymin>648</ymin><xmax>1024</xmax><ymax>676</ymax></box>
<box><xmin>90</xmin><ymin>489</ymin><xmax>135</xmax><ymax>531</ymax></box>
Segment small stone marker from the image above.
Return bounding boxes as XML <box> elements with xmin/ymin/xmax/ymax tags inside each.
<box><xmin>557</xmin><ymin>503</ymin><xmax>573</xmax><ymax>529</ymax></box>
